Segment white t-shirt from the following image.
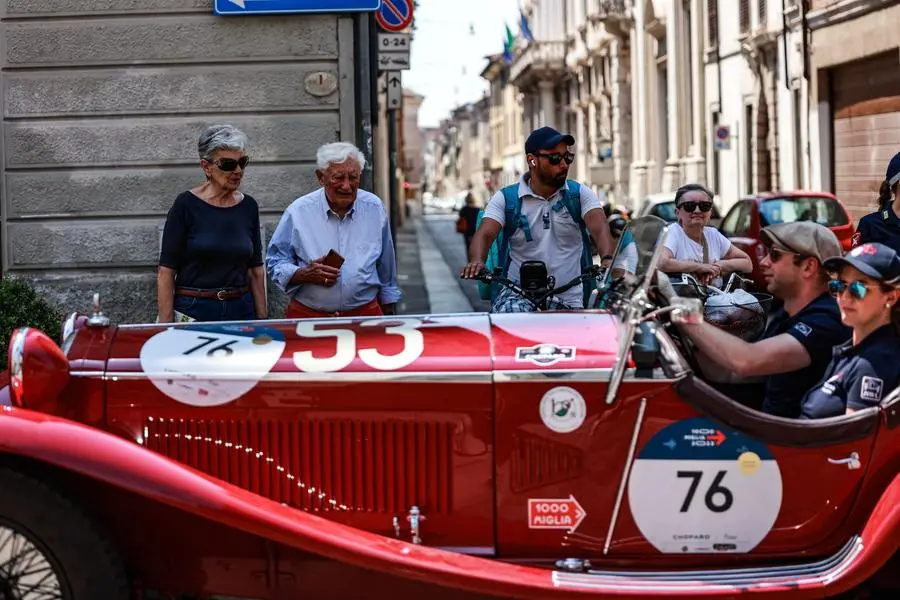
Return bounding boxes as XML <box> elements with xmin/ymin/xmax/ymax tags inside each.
<box><xmin>663</xmin><ymin>223</ymin><xmax>732</xmax><ymax>265</ymax></box>
<box><xmin>484</xmin><ymin>177</ymin><xmax>603</xmax><ymax>307</ymax></box>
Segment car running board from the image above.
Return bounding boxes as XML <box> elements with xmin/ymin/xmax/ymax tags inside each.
<box><xmin>553</xmin><ymin>536</ymin><xmax>861</xmax><ymax>592</ymax></box>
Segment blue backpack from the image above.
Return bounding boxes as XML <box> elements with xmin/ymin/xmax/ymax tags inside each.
<box><xmin>475</xmin><ymin>180</ymin><xmax>595</xmax><ymax>307</ymax></box>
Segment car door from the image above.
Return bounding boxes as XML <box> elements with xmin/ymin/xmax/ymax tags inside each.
<box><xmin>604</xmin><ymin>391</ymin><xmax>880</xmax><ymax>561</ymax></box>
<box><xmin>719</xmin><ymin>200</ymin><xmax>763</xmax><ymax>287</ymax></box>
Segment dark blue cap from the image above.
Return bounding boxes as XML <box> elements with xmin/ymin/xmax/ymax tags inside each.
<box><xmin>824</xmin><ymin>242</ymin><xmax>900</xmax><ymax>284</ymax></box>
<box><xmin>525</xmin><ymin>126</ymin><xmax>575</xmax><ymax>155</ymax></box>
<box><xmin>887</xmin><ymin>152</ymin><xmax>900</xmax><ymax>187</ymax></box>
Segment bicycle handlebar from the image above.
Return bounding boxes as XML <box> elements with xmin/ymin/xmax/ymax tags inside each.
<box><xmin>470</xmin><ymin>265</ymin><xmax>603</xmax><ymax>310</ymax></box>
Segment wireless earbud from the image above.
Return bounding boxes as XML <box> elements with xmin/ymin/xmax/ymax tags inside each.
<box><xmin>530</xmin><ymin>159</ymin><xmax>536</xmax><ymax>167</ymax></box>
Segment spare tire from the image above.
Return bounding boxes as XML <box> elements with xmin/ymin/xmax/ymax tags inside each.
<box><xmin>0</xmin><ymin>467</ymin><xmax>129</xmax><ymax>600</ymax></box>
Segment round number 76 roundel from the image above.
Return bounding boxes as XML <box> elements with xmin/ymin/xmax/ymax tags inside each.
<box><xmin>627</xmin><ymin>417</ymin><xmax>783</xmax><ymax>554</ymax></box>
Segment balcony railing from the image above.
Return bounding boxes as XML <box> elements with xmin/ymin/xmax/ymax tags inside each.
<box><xmin>509</xmin><ymin>41</ymin><xmax>567</xmax><ymax>85</ymax></box>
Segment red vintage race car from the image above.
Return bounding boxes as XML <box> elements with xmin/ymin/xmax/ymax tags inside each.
<box><xmin>1</xmin><ymin>218</ymin><xmax>898</xmax><ymax>600</ymax></box>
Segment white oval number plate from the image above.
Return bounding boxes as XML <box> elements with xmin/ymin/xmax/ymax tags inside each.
<box><xmin>140</xmin><ymin>324</ymin><xmax>286</xmax><ymax>407</ymax></box>
<box><xmin>627</xmin><ymin>417</ymin><xmax>782</xmax><ymax>554</ymax></box>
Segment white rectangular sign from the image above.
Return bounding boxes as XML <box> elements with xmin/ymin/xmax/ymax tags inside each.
<box><xmin>385</xmin><ymin>71</ymin><xmax>402</xmax><ymax>110</ymax></box>
<box><xmin>378</xmin><ymin>32</ymin><xmax>411</xmax><ymax>52</ymax></box>
<box><xmin>378</xmin><ymin>53</ymin><xmax>410</xmax><ymax>70</ymax></box>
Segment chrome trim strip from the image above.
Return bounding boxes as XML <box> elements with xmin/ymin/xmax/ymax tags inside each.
<box><xmin>587</xmin><ymin>535</ymin><xmax>858</xmax><ymax>580</ymax></box>
<box><xmin>553</xmin><ymin>536</ymin><xmax>862</xmax><ymax>590</ymax></box>
<box><xmin>69</xmin><ymin>370</ymin><xmax>106</xmax><ymax>379</ymax></box>
<box><xmin>433</xmin><ymin>546</ymin><xmax>496</xmax><ymax>556</ymax></box>
<box><xmin>88</xmin><ymin>370</ymin><xmax>491</xmax><ymax>383</ymax></box>
<box><xmin>76</xmin><ymin>368</ymin><xmax>679</xmax><ymax>384</ymax></box>
<box><xmin>603</xmin><ymin>396</ymin><xmax>647</xmax><ymax>556</ymax></box>
<box><xmin>493</xmin><ymin>368</ymin><xmax>616</xmax><ymax>382</ymax></box>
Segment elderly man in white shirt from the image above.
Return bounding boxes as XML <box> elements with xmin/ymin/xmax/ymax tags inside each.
<box><xmin>266</xmin><ymin>142</ymin><xmax>401</xmax><ymax>318</ymax></box>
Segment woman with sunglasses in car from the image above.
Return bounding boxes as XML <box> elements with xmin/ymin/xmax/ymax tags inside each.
<box><xmin>799</xmin><ymin>242</ymin><xmax>900</xmax><ymax>419</ymax></box>
<box><xmin>157</xmin><ymin>124</ymin><xmax>267</xmax><ymax>322</ymax></box>
<box><xmin>658</xmin><ymin>183</ymin><xmax>752</xmax><ymax>287</ymax></box>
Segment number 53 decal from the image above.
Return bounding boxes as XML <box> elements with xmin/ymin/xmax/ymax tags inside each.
<box><xmin>292</xmin><ymin>318</ymin><xmax>424</xmax><ymax>373</ymax></box>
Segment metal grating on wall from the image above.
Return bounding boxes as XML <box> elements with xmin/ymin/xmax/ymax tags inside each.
<box><xmin>144</xmin><ymin>417</ymin><xmax>455</xmax><ymax>514</ymax></box>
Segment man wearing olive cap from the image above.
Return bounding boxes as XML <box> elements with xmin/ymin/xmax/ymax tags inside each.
<box><xmin>682</xmin><ymin>221</ymin><xmax>851</xmax><ymax>418</ymax></box>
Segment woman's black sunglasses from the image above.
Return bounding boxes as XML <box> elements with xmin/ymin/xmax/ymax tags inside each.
<box><xmin>677</xmin><ymin>201</ymin><xmax>713</xmax><ymax>213</ymax></box>
<box><xmin>213</xmin><ymin>156</ymin><xmax>250</xmax><ymax>172</ymax></box>
<box><xmin>537</xmin><ymin>152</ymin><xmax>575</xmax><ymax>166</ymax></box>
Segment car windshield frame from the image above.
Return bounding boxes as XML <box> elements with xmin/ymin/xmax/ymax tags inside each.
<box><xmin>758</xmin><ymin>195</ymin><xmax>850</xmax><ymax>228</ymax></box>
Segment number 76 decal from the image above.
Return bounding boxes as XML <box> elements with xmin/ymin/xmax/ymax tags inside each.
<box><xmin>292</xmin><ymin>318</ymin><xmax>424</xmax><ymax>373</ymax></box>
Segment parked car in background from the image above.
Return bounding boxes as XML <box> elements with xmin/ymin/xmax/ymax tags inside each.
<box><xmin>718</xmin><ymin>191</ymin><xmax>855</xmax><ymax>289</ymax></box>
<box><xmin>636</xmin><ymin>192</ymin><xmax>723</xmax><ymax>228</ymax></box>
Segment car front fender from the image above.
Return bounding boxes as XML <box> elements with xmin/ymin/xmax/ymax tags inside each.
<box><xmin>0</xmin><ymin>405</ymin><xmax>893</xmax><ymax>599</ymax></box>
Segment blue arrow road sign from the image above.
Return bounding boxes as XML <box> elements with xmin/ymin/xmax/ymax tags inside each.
<box><xmin>215</xmin><ymin>0</ymin><xmax>381</xmax><ymax>16</ymax></box>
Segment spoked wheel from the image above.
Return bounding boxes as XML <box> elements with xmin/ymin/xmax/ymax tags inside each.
<box><xmin>0</xmin><ymin>468</ymin><xmax>128</xmax><ymax>600</ymax></box>
<box><xmin>0</xmin><ymin>518</ymin><xmax>66</xmax><ymax>600</ymax></box>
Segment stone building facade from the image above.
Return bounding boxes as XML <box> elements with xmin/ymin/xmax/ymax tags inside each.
<box><xmin>0</xmin><ymin>1</ymin><xmax>372</xmax><ymax>322</ymax></box>
<box><xmin>807</xmin><ymin>0</ymin><xmax>900</xmax><ymax>221</ymax></box>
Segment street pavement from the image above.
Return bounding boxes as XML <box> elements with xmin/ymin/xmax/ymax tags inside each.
<box><xmin>395</xmin><ymin>203</ymin><xmax>487</xmax><ymax>315</ymax></box>
<box><xmin>420</xmin><ymin>209</ymin><xmax>492</xmax><ymax>313</ymax></box>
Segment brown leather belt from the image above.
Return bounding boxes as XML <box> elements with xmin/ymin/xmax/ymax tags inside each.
<box><xmin>175</xmin><ymin>286</ymin><xmax>249</xmax><ymax>300</ymax></box>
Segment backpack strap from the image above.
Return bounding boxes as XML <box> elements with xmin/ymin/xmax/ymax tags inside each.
<box><xmin>497</xmin><ymin>184</ymin><xmax>528</xmax><ymax>275</ymax></box>
<box><xmin>553</xmin><ymin>180</ymin><xmax>596</xmax><ymax>307</ymax></box>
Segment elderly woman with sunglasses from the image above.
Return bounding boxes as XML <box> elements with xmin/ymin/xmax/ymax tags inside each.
<box><xmin>658</xmin><ymin>184</ymin><xmax>752</xmax><ymax>286</ymax></box>
<box><xmin>157</xmin><ymin>124</ymin><xmax>266</xmax><ymax>322</ymax></box>
<box><xmin>798</xmin><ymin>242</ymin><xmax>900</xmax><ymax>419</ymax></box>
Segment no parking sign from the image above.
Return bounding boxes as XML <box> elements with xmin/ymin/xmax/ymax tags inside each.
<box><xmin>714</xmin><ymin>124</ymin><xmax>731</xmax><ymax>151</ymax></box>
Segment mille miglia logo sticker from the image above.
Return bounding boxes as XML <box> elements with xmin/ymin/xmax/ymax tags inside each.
<box><xmin>515</xmin><ymin>343</ymin><xmax>576</xmax><ymax>366</ymax></box>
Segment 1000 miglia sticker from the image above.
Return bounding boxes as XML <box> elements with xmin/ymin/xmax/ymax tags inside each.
<box><xmin>627</xmin><ymin>417</ymin><xmax>783</xmax><ymax>554</ymax></box>
<box><xmin>139</xmin><ymin>319</ymin><xmax>426</xmax><ymax>407</ymax></box>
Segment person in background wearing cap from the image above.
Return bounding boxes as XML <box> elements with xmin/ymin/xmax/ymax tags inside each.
<box><xmin>680</xmin><ymin>221</ymin><xmax>851</xmax><ymax>417</ymax></box>
<box><xmin>798</xmin><ymin>242</ymin><xmax>900</xmax><ymax>418</ymax></box>
<box><xmin>461</xmin><ymin>126</ymin><xmax>615</xmax><ymax>311</ymax></box>
<box><xmin>853</xmin><ymin>151</ymin><xmax>900</xmax><ymax>251</ymax></box>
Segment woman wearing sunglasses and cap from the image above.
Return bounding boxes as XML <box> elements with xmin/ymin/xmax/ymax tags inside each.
<box><xmin>157</xmin><ymin>124</ymin><xmax>266</xmax><ymax>322</ymax></box>
<box><xmin>798</xmin><ymin>242</ymin><xmax>900</xmax><ymax>419</ymax></box>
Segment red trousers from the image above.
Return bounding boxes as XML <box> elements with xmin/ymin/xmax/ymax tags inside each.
<box><xmin>285</xmin><ymin>298</ymin><xmax>383</xmax><ymax>319</ymax></box>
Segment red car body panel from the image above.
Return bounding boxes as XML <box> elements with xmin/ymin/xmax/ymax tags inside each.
<box><xmin>1</xmin><ymin>405</ymin><xmax>898</xmax><ymax>599</ymax></box>
<box><xmin>719</xmin><ymin>191</ymin><xmax>856</xmax><ymax>289</ymax></box>
<box><xmin>2</xmin><ymin>309</ymin><xmax>900</xmax><ymax>597</ymax></box>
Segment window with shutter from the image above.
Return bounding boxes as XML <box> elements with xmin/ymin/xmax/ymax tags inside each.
<box><xmin>739</xmin><ymin>0</ymin><xmax>750</xmax><ymax>33</ymax></box>
<box><xmin>707</xmin><ymin>0</ymin><xmax>718</xmax><ymax>47</ymax></box>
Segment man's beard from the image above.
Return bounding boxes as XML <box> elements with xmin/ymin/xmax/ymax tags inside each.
<box><xmin>538</xmin><ymin>169</ymin><xmax>567</xmax><ymax>187</ymax></box>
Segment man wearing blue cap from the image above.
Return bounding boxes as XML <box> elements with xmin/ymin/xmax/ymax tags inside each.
<box><xmin>799</xmin><ymin>241</ymin><xmax>900</xmax><ymax>419</ymax></box>
<box><xmin>853</xmin><ymin>151</ymin><xmax>900</xmax><ymax>251</ymax></box>
<box><xmin>460</xmin><ymin>126</ymin><xmax>615</xmax><ymax>311</ymax></box>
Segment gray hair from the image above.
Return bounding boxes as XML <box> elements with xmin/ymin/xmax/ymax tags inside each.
<box><xmin>316</xmin><ymin>141</ymin><xmax>366</xmax><ymax>171</ymax></box>
<box><xmin>198</xmin><ymin>124</ymin><xmax>249</xmax><ymax>161</ymax></box>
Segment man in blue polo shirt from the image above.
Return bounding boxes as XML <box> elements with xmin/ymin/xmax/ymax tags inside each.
<box><xmin>681</xmin><ymin>222</ymin><xmax>851</xmax><ymax>418</ymax></box>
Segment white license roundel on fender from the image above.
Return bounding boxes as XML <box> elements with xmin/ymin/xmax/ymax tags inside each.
<box><xmin>140</xmin><ymin>323</ymin><xmax>286</xmax><ymax>407</ymax></box>
<box><xmin>627</xmin><ymin>417</ymin><xmax>782</xmax><ymax>554</ymax></box>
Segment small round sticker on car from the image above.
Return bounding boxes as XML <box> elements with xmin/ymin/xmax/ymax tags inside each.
<box><xmin>627</xmin><ymin>417</ymin><xmax>782</xmax><ymax>554</ymax></box>
<box><xmin>539</xmin><ymin>386</ymin><xmax>586</xmax><ymax>433</ymax></box>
